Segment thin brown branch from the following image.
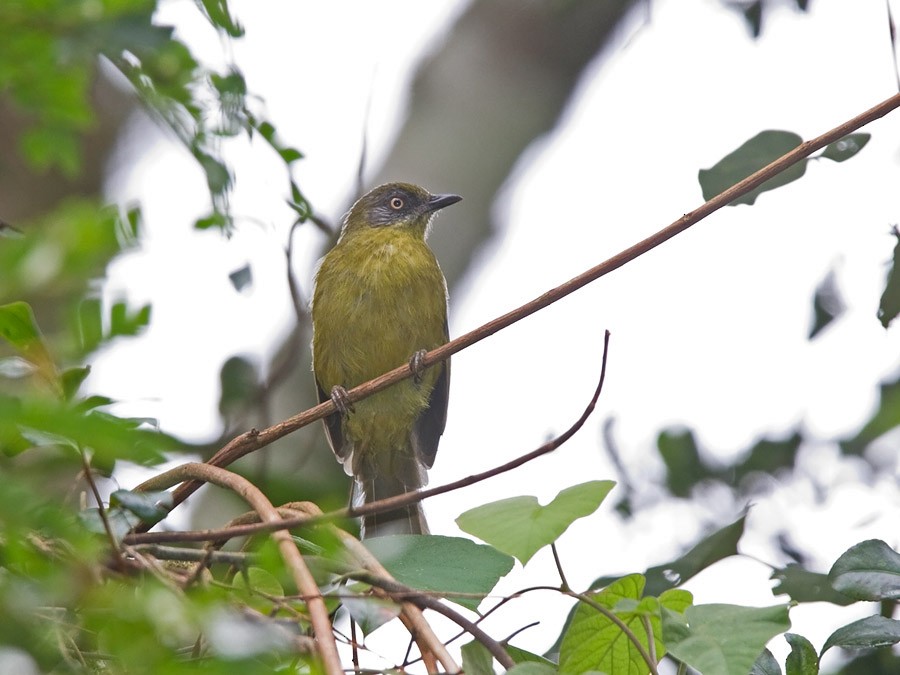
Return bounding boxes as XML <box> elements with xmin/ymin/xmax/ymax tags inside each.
<box><xmin>354</xmin><ymin>570</ymin><xmax>513</xmax><ymax>670</ymax></box>
<box><xmin>551</xmin><ymin>542</ymin><xmax>571</xmax><ymax>592</ymax></box>
<box><xmin>131</xmin><ymin>544</ymin><xmax>252</xmax><ymax>566</ymax></box>
<box><xmin>126</xmin><ymin>330</ymin><xmax>611</xmax><ymax>546</ymax></box>
<box><xmin>293</xmin><ymin>502</ymin><xmax>461</xmax><ymax>674</ymax></box>
<box><xmin>79</xmin><ymin>451</ymin><xmax>125</xmax><ymax>569</ymax></box>
<box><xmin>134</xmin><ymin>91</ymin><xmax>900</xmax><ymax>527</ymax></box>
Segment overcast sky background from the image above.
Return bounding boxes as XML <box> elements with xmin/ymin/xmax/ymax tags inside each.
<box><xmin>93</xmin><ymin>0</ymin><xmax>899</xmax><ymax>669</ymax></box>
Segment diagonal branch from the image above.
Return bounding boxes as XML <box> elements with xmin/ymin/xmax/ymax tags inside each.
<box><xmin>296</xmin><ymin>502</ymin><xmax>462</xmax><ymax>674</ymax></box>
<box><xmin>136</xmin><ymin>91</ymin><xmax>900</xmax><ymax>525</ymax></box>
<box><xmin>126</xmin><ymin>330</ymin><xmax>610</xmax><ymax>545</ymax></box>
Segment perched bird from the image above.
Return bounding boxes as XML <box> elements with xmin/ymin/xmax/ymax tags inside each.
<box><xmin>311</xmin><ymin>182</ymin><xmax>461</xmax><ymax>537</ymax></box>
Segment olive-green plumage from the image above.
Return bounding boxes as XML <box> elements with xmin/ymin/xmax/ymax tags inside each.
<box><xmin>311</xmin><ymin>183</ymin><xmax>460</xmax><ymax>537</ymax></box>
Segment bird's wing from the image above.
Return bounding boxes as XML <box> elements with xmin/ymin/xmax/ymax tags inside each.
<box><xmin>316</xmin><ymin>380</ymin><xmax>348</xmax><ymax>460</ymax></box>
<box><xmin>412</xmin><ymin>353</ymin><xmax>449</xmax><ymax>470</ymax></box>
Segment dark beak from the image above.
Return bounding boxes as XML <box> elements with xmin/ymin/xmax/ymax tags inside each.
<box><xmin>426</xmin><ymin>193</ymin><xmax>462</xmax><ymax>213</ymax></box>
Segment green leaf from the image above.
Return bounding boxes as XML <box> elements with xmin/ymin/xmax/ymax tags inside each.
<box><xmin>194</xmin><ymin>212</ymin><xmax>229</xmax><ymax>230</ymax></box>
<box><xmin>199</xmin><ymin>0</ymin><xmax>245</xmax><ymax>37</ymax></box>
<box><xmin>657</xmin><ymin>427</ymin><xmax>710</xmax><ymax>497</ymax></box>
<box><xmin>784</xmin><ymin>633</ymin><xmax>818</xmax><ymax>675</ymax></box>
<box><xmin>21</xmin><ymin>125</ymin><xmax>83</xmax><ymax>177</ymax></box>
<box><xmin>645</xmin><ymin>514</ymin><xmax>746</xmax><ymax>594</ymax></box>
<box><xmin>698</xmin><ymin>130</ymin><xmax>805</xmax><ymax>205</ymax></box>
<box><xmin>820</xmin><ymin>133</ymin><xmax>870</xmax><ymax>162</ymax></box>
<box><xmin>73</xmin><ymin>395</ymin><xmax>115</xmax><ymax>413</ymax></box>
<box><xmin>61</xmin><ymin>366</ymin><xmax>91</xmax><ymax>401</ymax></box>
<box><xmin>234</xmin><ymin>566</ymin><xmax>286</xmax><ymax>614</ymax></box>
<box><xmin>821</xmin><ymin>615</ymin><xmax>900</xmax><ymax>653</ymax></box>
<box><xmin>808</xmin><ymin>269</ymin><xmax>845</xmax><ymax>339</ymax></box>
<box><xmin>558</xmin><ymin>574</ymin><xmax>660</xmax><ymax>675</ymax></box>
<box><xmin>770</xmin><ymin>564</ymin><xmax>853</xmax><ymax>605</ymax></box>
<box><xmin>461</xmin><ymin>640</ymin><xmax>496</xmax><ymax>675</ymax></box>
<box><xmin>110</xmin><ymin>489</ymin><xmax>173</xmax><ymax>522</ymax></box>
<box><xmin>218</xmin><ymin>356</ymin><xmax>259</xmax><ymax>418</ymax></box>
<box><xmin>0</xmin><ymin>302</ymin><xmax>56</xmax><ymax>384</ymax></box>
<box><xmin>77</xmin><ymin>297</ymin><xmax>104</xmax><ymax>354</ymax></box>
<box><xmin>0</xmin><ymin>396</ymin><xmax>176</xmax><ymax>466</ymax></box>
<box><xmin>828</xmin><ymin>539</ymin><xmax>900</xmax><ymax>601</ymax></box>
<box><xmin>79</xmin><ymin>506</ymin><xmax>140</xmax><ymax>540</ymax></box>
<box><xmin>278</xmin><ymin>147</ymin><xmax>303</xmax><ymax>164</ymax></box>
<box><xmin>109</xmin><ymin>302</ymin><xmax>151</xmax><ymax>339</ymax></box>
<box><xmin>840</xmin><ymin>373</ymin><xmax>900</xmax><ymax>455</ymax></box>
<box><xmin>585</xmin><ymin>516</ymin><xmax>746</xmax><ymax>598</ymax></box>
<box><xmin>456</xmin><ymin>480</ymin><xmax>615</xmax><ymax>565</ymax></box>
<box><xmin>364</xmin><ymin>535</ymin><xmax>514</xmax><ymax>611</ymax></box>
<box><xmin>228</xmin><ymin>264</ymin><xmax>253</xmax><ymax>292</ymax></box>
<box><xmin>506</xmin><ymin>645</ymin><xmax>557</xmax><ymax>667</ymax></box>
<box><xmin>878</xmin><ymin>227</ymin><xmax>900</xmax><ymax>328</ymax></box>
<box><xmin>750</xmin><ymin>648</ymin><xmax>783</xmax><ymax>675</ymax></box>
<box><xmin>663</xmin><ymin>603</ymin><xmax>791</xmax><ymax>675</ymax></box>
<box><xmin>507</xmin><ymin>663</ymin><xmax>559</xmax><ymax>675</ymax></box>
<box><xmin>341</xmin><ymin>590</ymin><xmax>401</xmax><ymax>636</ymax></box>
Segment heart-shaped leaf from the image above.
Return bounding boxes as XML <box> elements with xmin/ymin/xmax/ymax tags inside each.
<box><xmin>456</xmin><ymin>480</ymin><xmax>615</xmax><ymax>565</ymax></box>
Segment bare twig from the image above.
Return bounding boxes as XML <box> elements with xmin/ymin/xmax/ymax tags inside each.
<box><xmin>126</xmin><ymin>330</ymin><xmax>611</xmax><ymax>546</ymax></box>
<box><xmin>79</xmin><ymin>451</ymin><xmax>125</xmax><ymax>569</ymax></box>
<box><xmin>296</xmin><ymin>502</ymin><xmax>461</xmax><ymax>674</ymax></box>
<box><xmin>131</xmin><ymin>544</ymin><xmax>253</xmax><ymax>566</ymax></box>
<box><xmin>134</xmin><ymin>92</ymin><xmax>900</xmax><ymax>526</ymax></box>
<box><xmin>602</xmin><ymin>417</ymin><xmax>635</xmax><ymax>510</ymax></box>
<box><xmin>551</xmin><ymin>543</ymin><xmax>571</xmax><ymax>592</ymax></box>
<box><xmin>353</xmin><ymin>570</ymin><xmax>513</xmax><ymax>670</ymax></box>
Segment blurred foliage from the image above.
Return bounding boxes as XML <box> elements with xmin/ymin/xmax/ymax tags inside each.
<box><xmin>809</xmin><ymin>269</ymin><xmax>846</xmax><ymax>339</ymax></box>
<box><xmin>878</xmin><ymin>227</ymin><xmax>900</xmax><ymax>328</ymax></box>
<box><xmin>722</xmin><ymin>0</ymin><xmax>811</xmax><ymax>37</ymax></box>
<box><xmin>1</xmin><ymin>0</ymin><xmax>898</xmax><ymax>672</ymax></box>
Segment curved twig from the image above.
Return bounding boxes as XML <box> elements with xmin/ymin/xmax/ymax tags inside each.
<box><xmin>134</xmin><ymin>92</ymin><xmax>900</xmax><ymax>524</ymax></box>
<box><xmin>137</xmin><ymin>464</ymin><xmax>342</xmax><ymax>675</ymax></box>
<box><xmin>126</xmin><ymin>331</ymin><xmax>610</xmax><ymax>545</ymax></box>
<box><xmin>289</xmin><ymin>502</ymin><xmax>461</xmax><ymax>674</ymax></box>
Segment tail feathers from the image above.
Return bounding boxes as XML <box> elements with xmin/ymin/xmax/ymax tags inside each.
<box><xmin>354</xmin><ymin>473</ymin><xmax>429</xmax><ymax>538</ymax></box>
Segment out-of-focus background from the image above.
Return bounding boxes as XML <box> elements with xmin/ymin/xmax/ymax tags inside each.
<box><xmin>2</xmin><ymin>0</ymin><xmax>899</xmax><ymax>671</ymax></box>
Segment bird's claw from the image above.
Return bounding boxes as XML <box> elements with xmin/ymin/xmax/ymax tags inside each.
<box><xmin>330</xmin><ymin>385</ymin><xmax>353</xmax><ymax>415</ymax></box>
<box><xmin>409</xmin><ymin>349</ymin><xmax>428</xmax><ymax>384</ymax></box>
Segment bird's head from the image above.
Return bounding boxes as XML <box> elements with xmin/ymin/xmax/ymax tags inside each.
<box><xmin>342</xmin><ymin>182</ymin><xmax>461</xmax><ymax>236</ymax></box>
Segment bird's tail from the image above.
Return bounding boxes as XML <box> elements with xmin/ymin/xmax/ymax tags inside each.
<box><xmin>353</xmin><ymin>470</ymin><xmax>429</xmax><ymax>538</ymax></box>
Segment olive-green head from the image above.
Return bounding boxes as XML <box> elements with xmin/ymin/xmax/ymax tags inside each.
<box><xmin>342</xmin><ymin>182</ymin><xmax>462</xmax><ymax>236</ymax></box>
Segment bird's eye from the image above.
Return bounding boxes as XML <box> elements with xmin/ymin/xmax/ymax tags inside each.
<box><xmin>389</xmin><ymin>197</ymin><xmax>404</xmax><ymax>210</ymax></box>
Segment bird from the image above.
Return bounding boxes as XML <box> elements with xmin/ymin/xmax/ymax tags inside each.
<box><xmin>311</xmin><ymin>182</ymin><xmax>461</xmax><ymax>538</ymax></box>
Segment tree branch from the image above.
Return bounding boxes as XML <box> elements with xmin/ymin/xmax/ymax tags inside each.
<box><xmin>135</xmin><ymin>91</ymin><xmax>900</xmax><ymax>525</ymax></box>
<box><xmin>137</xmin><ymin>463</ymin><xmax>342</xmax><ymax>675</ymax></box>
<box><xmin>126</xmin><ymin>330</ymin><xmax>610</xmax><ymax>545</ymax></box>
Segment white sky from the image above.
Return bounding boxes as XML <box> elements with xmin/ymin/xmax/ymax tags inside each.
<box><xmin>96</xmin><ymin>0</ymin><xmax>900</xmax><ymax>669</ymax></box>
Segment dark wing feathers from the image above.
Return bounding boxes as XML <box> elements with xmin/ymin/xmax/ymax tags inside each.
<box><xmin>316</xmin><ymin>381</ymin><xmax>347</xmax><ymax>460</ymax></box>
<box><xmin>412</xmin><ymin>358</ymin><xmax>449</xmax><ymax>469</ymax></box>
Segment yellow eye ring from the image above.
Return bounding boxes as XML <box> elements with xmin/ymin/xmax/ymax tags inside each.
<box><xmin>390</xmin><ymin>197</ymin><xmax>404</xmax><ymax>210</ymax></box>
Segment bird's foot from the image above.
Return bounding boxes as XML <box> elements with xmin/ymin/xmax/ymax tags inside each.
<box><xmin>330</xmin><ymin>385</ymin><xmax>353</xmax><ymax>415</ymax></box>
<box><xmin>408</xmin><ymin>349</ymin><xmax>428</xmax><ymax>384</ymax></box>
